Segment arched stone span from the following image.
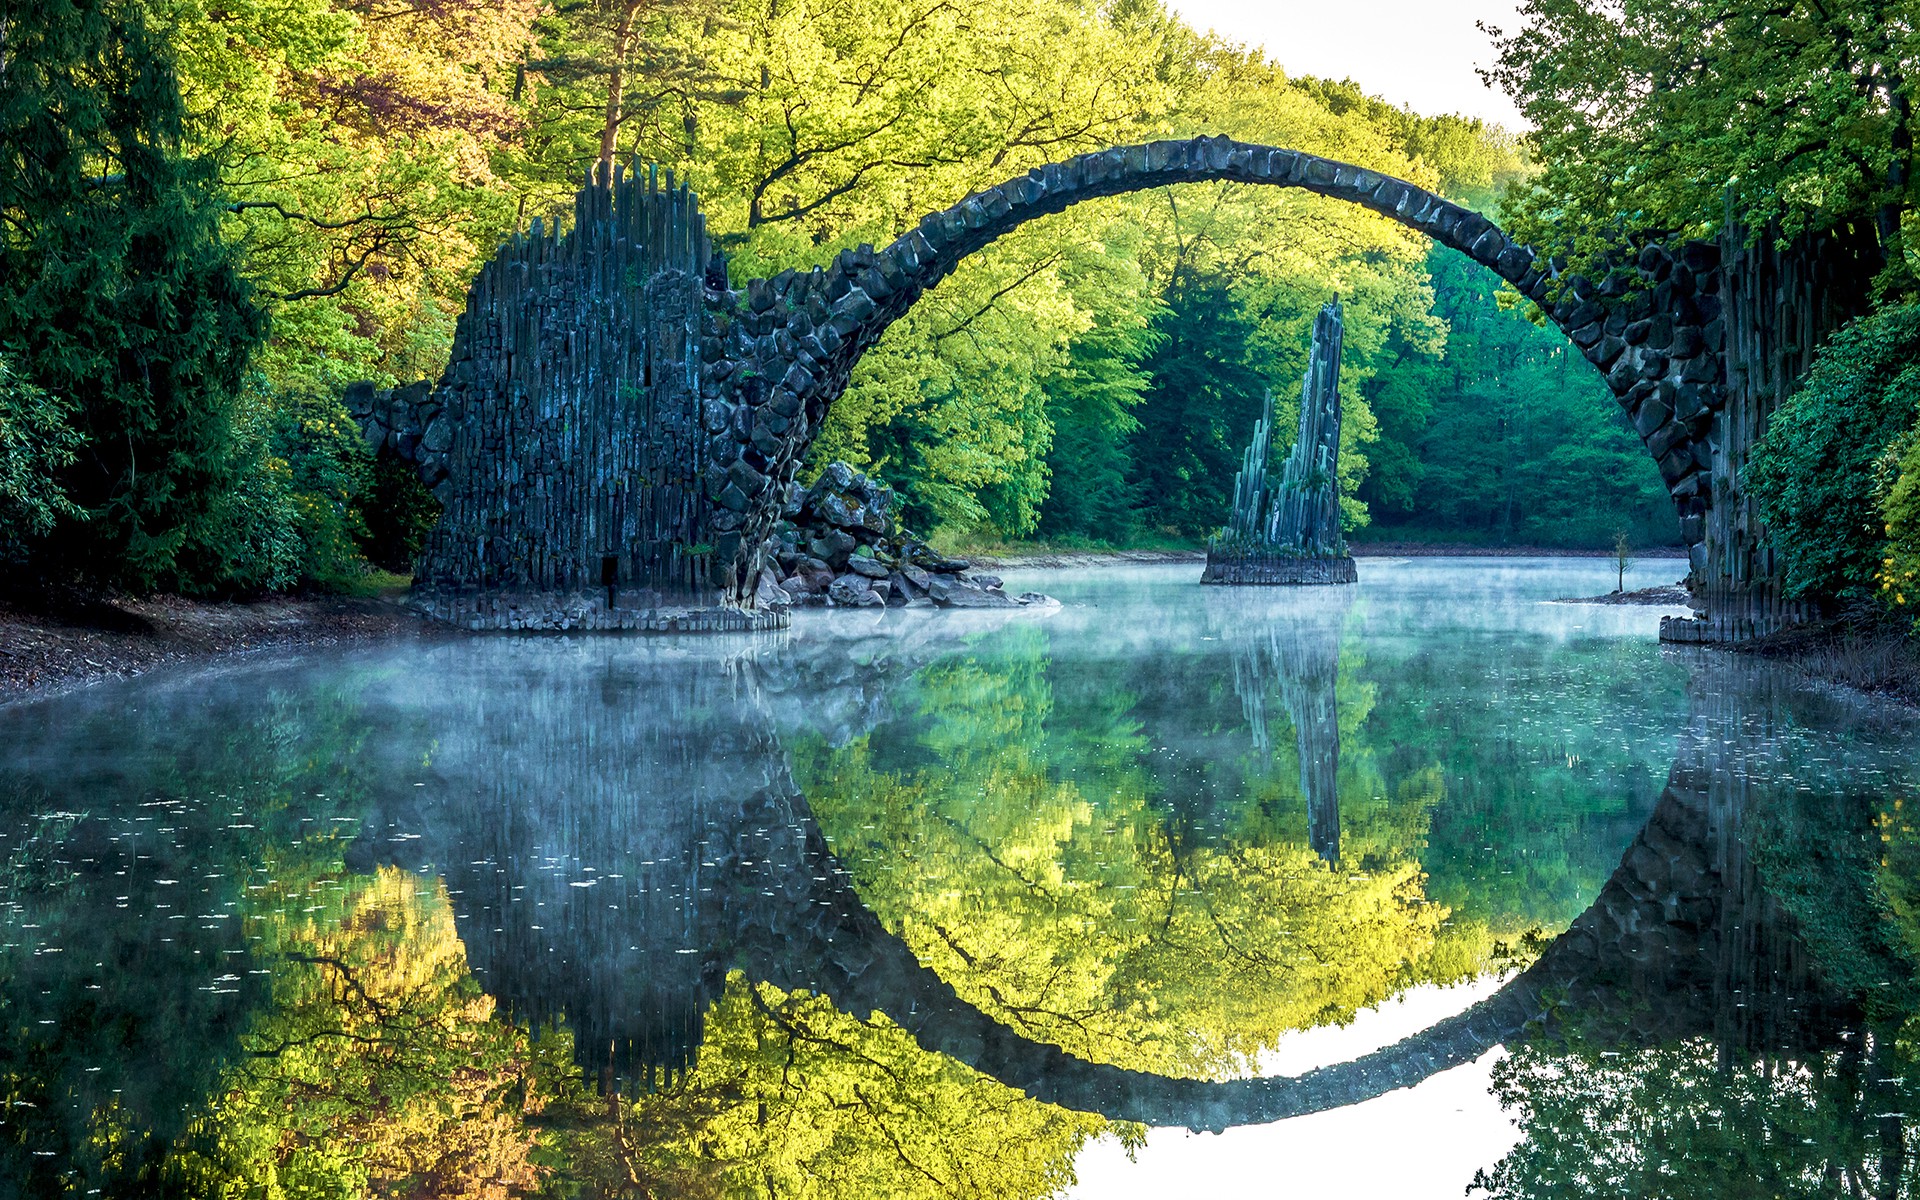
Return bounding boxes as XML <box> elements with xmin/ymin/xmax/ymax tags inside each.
<box><xmin>355</xmin><ymin>138</ymin><xmax>1742</xmax><ymax>632</ymax></box>
<box><xmin>700</xmin><ymin>136</ymin><xmax>1727</xmax><ymax>600</ymax></box>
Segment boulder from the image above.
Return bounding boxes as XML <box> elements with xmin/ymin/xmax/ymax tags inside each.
<box><xmin>936</xmin><ymin>578</ymin><xmax>1019</xmax><ymax>608</ymax></box>
<box><xmin>828</xmin><ymin>574</ymin><xmax>885</xmax><ymax>607</ymax></box>
<box><xmin>754</xmin><ymin>571</ymin><xmax>792</xmax><ymax>613</ymax></box>
<box><xmin>775</xmin><ymin>460</ymin><xmax>1053</xmax><ymax>614</ymax></box>
<box><xmin>808</xmin><ymin>530</ymin><xmax>856</xmax><ymax>565</ymax></box>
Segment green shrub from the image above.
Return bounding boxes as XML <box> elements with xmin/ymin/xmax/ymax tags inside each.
<box><xmin>183</xmin><ymin>386</ymin><xmax>374</xmax><ymax>594</ymax></box>
<box><xmin>1881</xmin><ymin>431</ymin><xmax>1920</xmax><ymax>623</ymax></box>
<box><xmin>0</xmin><ymin>356</ymin><xmax>82</xmax><ymax>567</ymax></box>
<box><xmin>1749</xmin><ymin>305</ymin><xmax>1920</xmax><ymax>603</ymax></box>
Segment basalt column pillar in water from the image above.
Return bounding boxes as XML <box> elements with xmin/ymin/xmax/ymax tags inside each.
<box><xmin>1203</xmin><ymin>300</ymin><xmax>1358</xmax><ymax>585</ymax></box>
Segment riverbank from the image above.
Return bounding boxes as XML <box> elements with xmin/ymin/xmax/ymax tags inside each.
<box><xmin>1736</xmin><ymin>621</ymin><xmax>1920</xmax><ymax>710</ymax></box>
<box><xmin>0</xmin><ymin>592</ymin><xmax>436</xmax><ymax>708</ymax></box>
<box><xmin>1351</xmin><ymin>541</ymin><xmax>1691</xmax><ymax>559</ymax></box>
<box><xmin>968</xmin><ymin>544</ymin><xmax>1691</xmax><ymax>568</ymax></box>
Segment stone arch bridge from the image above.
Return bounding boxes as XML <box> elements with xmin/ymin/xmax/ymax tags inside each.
<box><xmin>349</xmin><ymin>138</ymin><xmax>1853</xmax><ymax>639</ymax></box>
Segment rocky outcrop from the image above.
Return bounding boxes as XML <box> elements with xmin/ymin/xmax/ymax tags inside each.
<box><xmin>1204</xmin><ymin>300</ymin><xmax>1357</xmax><ymax>586</ymax></box>
<box><xmin>759</xmin><ymin>462</ymin><xmax>1050</xmax><ymax>611</ymax></box>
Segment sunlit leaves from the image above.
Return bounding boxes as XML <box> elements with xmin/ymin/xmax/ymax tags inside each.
<box><xmin>1485</xmin><ymin>0</ymin><xmax>1920</xmax><ymax>279</ymax></box>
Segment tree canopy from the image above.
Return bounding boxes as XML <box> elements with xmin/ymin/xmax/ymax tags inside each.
<box><xmin>0</xmin><ymin>0</ymin><xmax>1696</xmax><ymax>595</ymax></box>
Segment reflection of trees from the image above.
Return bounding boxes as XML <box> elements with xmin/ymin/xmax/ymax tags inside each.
<box><xmin>4</xmin><ymin>631</ymin><xmax>1913</xmax><ymax>1195</ymax></box>
<box><xmin>540</xmin><ymin>973</ymin><xmax>1110</xmax><ymax>1200</ymax></box>
<box><xmin>177</xmin><ymin>867</ymin><xmax>547</xmax><ymax>1196</ymax></box>
<box><xmin>0</xmin><ymin>674</ymin><xmax>400</xmax><ymax>1196</ymax></box>
<box><xmin>791</xmin><ymin>613</ymin><xmax>1443</xmax><ymax>1080</ymax></box>
<box><xmin>1472</xmin><ymin>657</ymin><xmax>1918</xmax><ymax>1199</ymax></box>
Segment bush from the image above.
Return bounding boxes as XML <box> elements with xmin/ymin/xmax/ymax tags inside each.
<box><xmin>1881</xmin><ymin>430</ymin><xmax>1920</xmax><ymax>624</ymax></box>
<box><xmin>0</xmin><ymin>356</ymin><xmax>81</xmax><ymax>567</ymax></box>
<box><xmin>182</xmin><ymin>386</ymin><xmax>375</xmax><ymax>594</ymax></box>
<box><xmin>1748</xmin><ymin>305</ymin><xmax>1920</xmax><ymax>603</ymax></box>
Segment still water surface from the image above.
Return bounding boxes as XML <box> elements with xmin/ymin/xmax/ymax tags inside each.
<box><xmin>2</xmin><ymin>558</ymin><xmax>1916</xmax><ymax>1197</ymax></box>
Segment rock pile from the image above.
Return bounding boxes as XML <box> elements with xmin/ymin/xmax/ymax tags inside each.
<box><xmin>759</xmin><ymin>463</ymin><xmax>1049</xmax><ymax>611</ymax></box>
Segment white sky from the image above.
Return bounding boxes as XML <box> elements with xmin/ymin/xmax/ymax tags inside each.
<box><xmin>1164</xmin><ymin>0</ymin><xmax>1529</xmax><ymax>129</ymax></box>
<box><xmin>1063</xmin><ymin>977</ymin><xmax>1523</xmax><ymax>1199</ymax></box>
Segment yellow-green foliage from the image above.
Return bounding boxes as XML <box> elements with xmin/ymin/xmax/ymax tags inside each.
<box><xmin>1880</xmin><ymin>431</ymin><xmax>1920</xmax><ymax>622</ymax></box>
<box><xmin>789</xmin><ymin>638</ymin><xmax>1455</xmax><ymax>1080</ymax></box>
<box><xmin>174</xmin><ymin>868</ymin><xmax>549</xmax><ymax>1198</ymax></box>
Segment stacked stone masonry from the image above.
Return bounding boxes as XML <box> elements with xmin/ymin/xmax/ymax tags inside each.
<box><xmin>358</xmin><ymin>136</ymin><xmax>1835</xmax><ymax>640</ymax></box>
<box><xmin>1202</xmin><ymin>554</ymin><xmax>1360</xmax><ymax>586</ymax></box>
<box><xmin>764</xmin><ymin>462</ymin><xmax>1050</xmax><ymax>610</ymax></box>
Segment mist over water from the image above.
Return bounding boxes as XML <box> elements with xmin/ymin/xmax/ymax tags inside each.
<box><xmin>2</xmin><ymin>557</ymin><xmax>1916</xmax><ymax>1197</ymax></box>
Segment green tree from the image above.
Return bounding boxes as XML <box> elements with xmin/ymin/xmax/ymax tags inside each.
<box><xmin>0</xmin><ymin>356</ymin><xmax>81</xmax><ymax>566</ymax></box>
<box><xmin>1127</xmin><ymin>282</ymin><xmax>1269</xmax><ymax>539</ymax></box>
<box><xmin>1035</xmin><ymin>293</ymin><xmax>1164</xmax><ymax>545</ymax></box>
<box><xmin>0</xmin><ymin>0</ymin><xmax>268</xmax><ymax>588</ymax></box>
<box><xmin>1882</xmin><ymin>430</ymin><xmax>1920</xmax><ymax>622</ymax></box>
<box><xmin>1484</xmin><ymin>0</ymin><xmax>1920</xmax><ymax>292</ymax></box>
<box><xmin>1361</xmin><ymin>247</ymin><xmax>1678</xmax><ymax>548</ymax></box>
<box><xmin>1748</xmin><ymin>303</ymin><xmax>1920</xmax><ymax>603</ymax></box>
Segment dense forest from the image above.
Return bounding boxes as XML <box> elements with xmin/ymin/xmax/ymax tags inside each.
<box><xmin>0</xmin><ymin>0</ymin><xmax>1916</xmax><ymax>625</ymax></box>
<box><xmin>0</xmin><ymin>0</ymin><xmax>1685</xmax><ymax>607</ymax></box>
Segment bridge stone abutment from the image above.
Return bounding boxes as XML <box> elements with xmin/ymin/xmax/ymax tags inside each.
<box><xmin>354</xmin><ymin>136</ymin><xmax>1828</xmax><ymax>639</ymax></box>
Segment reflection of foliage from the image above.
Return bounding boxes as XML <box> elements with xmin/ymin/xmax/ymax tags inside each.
<box><xmin>791</xmin><ymin>611</ymin><xmax>1685</xmax><ymax>1081</ymax></box>
<box><xmin>1470</xmin><ymin>1034</ymin><xmax>1911</xmax><ymax>1200</ymax></box>
<box><xmin>794</xmin><ymin>637</ymin><xmax>1445</xmax><ymax>1079</ymax></box>
<box><xmin>813</xmin><ymin>729</ymin><xmax>1440</xmax><ymax>1077</ymax></box>
<box><xmin>537</xmin><ymin>973</ymin><xmax>1113</xmax><ymax>1200</ymax></box>
<box><xmin>1478</xmin><ymin>751</ymin><xmax>1920</xmax><ymax>1198</ymax></box>
<box><xmin>174</xmin><ymin>868</ymin><xmax>547</xmax><ymax>1198</ymax></box>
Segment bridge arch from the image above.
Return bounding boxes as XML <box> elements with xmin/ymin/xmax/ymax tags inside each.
<box><xmin>704</xmin><ymin>135</ymin><xmax>1726</xmax><ymax>598</ymax></box>
<box><xmin>361</xmin><ymin>137</ymin><xmax>1728</xmax><ymax>625</ymax></box>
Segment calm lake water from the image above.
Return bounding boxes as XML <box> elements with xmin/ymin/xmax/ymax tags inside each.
<box><xmin>2</xmin><ymin>557</ymin><xmax>1917</xmax><ymax>1198</ymax></box>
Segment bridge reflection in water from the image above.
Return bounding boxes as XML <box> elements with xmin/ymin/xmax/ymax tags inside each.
<box><xmin>1</xmin><ymin>584</ymin><xmax>1913</xmax><ymax>1197</ymax></box>
<box><xmin>357</xmin><ymin>625</ymin><xmax>1855</xmax><ymax>1138</ymax></box>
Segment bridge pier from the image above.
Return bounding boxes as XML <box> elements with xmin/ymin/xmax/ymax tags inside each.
<box><xmin>1659</xmin><ymin>221</ymin><xmax>1875</xmax><ymax>644</ymax></box>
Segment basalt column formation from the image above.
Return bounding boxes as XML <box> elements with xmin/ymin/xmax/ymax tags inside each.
<box><xmin>1203</xmin><ymin>300</ymin><xmax>1358</xmax><ymax>585</ymax></box>
<box><xmin>348</xmin><ymin>165</ymin><xmax>783</xmax><ymax>633</ymax></box>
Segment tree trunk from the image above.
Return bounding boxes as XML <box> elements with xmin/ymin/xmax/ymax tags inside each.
<box><xmin>599</xmin><ymin>1</ymin><xmax>648</xmax><ymax>172</ymax></box>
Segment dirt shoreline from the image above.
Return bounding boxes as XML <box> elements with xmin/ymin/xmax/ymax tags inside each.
<box><xmin>0</xmin><ymin>593</ymin><xmax>440</xmax><ymax>709</ymax></box>
<box><xmin>1550</xmin><ymin>584</ymin><xmax>1695</xmax><ymax>606</ymax></box>
<box><xmin>1731</xmin><ymin>622</ymin><xmax>1920</xmax><ymax>712</ymax></box>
